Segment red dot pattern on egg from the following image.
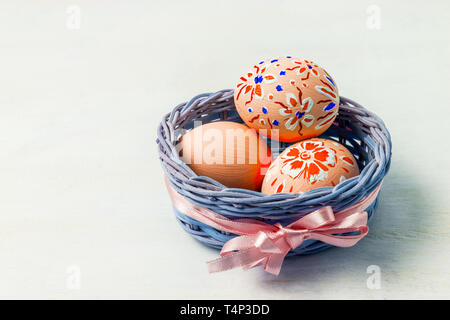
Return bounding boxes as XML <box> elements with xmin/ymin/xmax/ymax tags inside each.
<box><xmin>234</xmin><ymin>57</ymin><xmax>339</xmax><ymax>143</ymax></box>
<box><xmin>261</xmin><ymin>138</ymin><xmax>360</xmax><ymax>194</ymax></box>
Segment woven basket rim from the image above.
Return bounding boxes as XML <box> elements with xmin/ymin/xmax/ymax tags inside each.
<box><xmin>157</xmin><ymin>89</ymin><xmax>392</xmax><ymax>209</ymax></box>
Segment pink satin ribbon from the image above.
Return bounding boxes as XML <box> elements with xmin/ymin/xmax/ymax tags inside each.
<box><xmin>166</xmin><ymin>179</ymin><xmax>382</xmax><ymax>276</ymax></box>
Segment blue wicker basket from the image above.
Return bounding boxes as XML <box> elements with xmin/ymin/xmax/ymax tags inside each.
<box><xmin>157</xmin><ymin>89</ymin><xmax>392</xmax><ymax>256</ymax></box>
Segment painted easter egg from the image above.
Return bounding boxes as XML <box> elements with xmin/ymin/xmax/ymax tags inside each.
<box><xmin>234</xmin><ymin>57</ymin><xmax>339</xmax><ymax>142</ymax></box>
<box><xmin>178</xmin><ymin>121</ymin><xmax>272</xmax><ymax>191</ymax></box>
<box><xmin>261</xmin><ymin>138</ymin><xmax>359</xmax><ymax>194</ymax></box>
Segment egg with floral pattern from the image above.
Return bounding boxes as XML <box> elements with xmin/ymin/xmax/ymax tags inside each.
<box><xmin>262</xmin><ymin>138</ymin><xmax>359</xmax><ymax>194</ymax></box>
<box><xmin>234</xmin><ymin>57</ymin><xmax>339</xmax><ymax>143</ymax></box>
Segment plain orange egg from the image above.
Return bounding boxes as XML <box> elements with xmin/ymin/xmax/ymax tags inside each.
<box><xmin>179</xmin><ymin>121</ymin><xmax>272</xmax><ymax>191</ymax></box>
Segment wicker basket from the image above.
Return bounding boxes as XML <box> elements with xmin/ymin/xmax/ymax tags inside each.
<box><xmin>157</xmin><ymin>89</ymin><xmax>392</xmax><ymax>256</ymax></box>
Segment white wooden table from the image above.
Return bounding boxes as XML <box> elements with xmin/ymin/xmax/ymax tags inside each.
<box><xmin>1</xmin><ymin>0</ymin><xmax>449</xmax><ymax>299</ymax></box>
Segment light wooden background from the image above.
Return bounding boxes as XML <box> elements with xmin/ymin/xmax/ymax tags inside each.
<box><xmin>1</xmin><ymin>0</ymin><xmax>449</xmax><ymax>299</ymax></box>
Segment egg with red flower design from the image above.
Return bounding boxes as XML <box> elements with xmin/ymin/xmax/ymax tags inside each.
<box><xmin>262</xmin><ymin>138</ymin><xmax>359</xmax><ymax>194</ymax></box>
<box><xmin>234</xmin><ymin>57</ymin><xmax>339</xmax><ymax>142</ymax></box>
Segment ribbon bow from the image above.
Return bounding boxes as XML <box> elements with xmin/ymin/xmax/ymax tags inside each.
<box><xmin>166</xmin><ymin>179</ymin><xmax>381</xmax><ymax>276</ymax></box>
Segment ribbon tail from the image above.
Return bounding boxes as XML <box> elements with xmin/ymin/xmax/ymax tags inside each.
<box><xmin>264</xmin><ymin>251</ymin><xmax>289</xmax><ymax>276</ymax></box>
<box><xmin>242</xmin><ymin>257</ymin><xmax>268</xmax><ymax>271</ymax></box>
<box><xmin>207</xmin><ymin>248</ymin><xmax>268</xmax><ymax>274</ymax></box>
